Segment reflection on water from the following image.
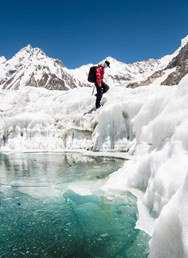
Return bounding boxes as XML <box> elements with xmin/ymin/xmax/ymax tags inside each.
<box><xmin>0</xmin><ymin>152</ymin><xmax>150</xmax><ymax>258</ymax></box>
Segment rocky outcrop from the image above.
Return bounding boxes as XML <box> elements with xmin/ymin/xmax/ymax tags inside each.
<box><xmin>161</xmin><ymin>43</ymin><xmax>188</xmax><ymax>85</ymax></box>
<box><xmin>0</xmin><ymin>45</ymin><xmax>81</xmax><ymax>91</ymax></box>
<box><xmin>127</xmin><ymin>42</ymin><xmax>188</xmax><ymax>88</ymax></box>
<box><xmin>127</xmin><ymin>70</ymin><xmax>165</xmax><ymax>88</ymax></box>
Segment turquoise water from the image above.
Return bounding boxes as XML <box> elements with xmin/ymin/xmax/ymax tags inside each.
<box><xmin>0</xmin><ymin>152</ymin><xmax>150</xmax><ymax>258</ymax></box>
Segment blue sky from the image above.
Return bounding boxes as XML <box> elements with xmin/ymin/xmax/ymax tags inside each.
<box><xmin>0</xmin><ymin>0</ymin><xmax>187</xmax><ymax>68</ymax></box>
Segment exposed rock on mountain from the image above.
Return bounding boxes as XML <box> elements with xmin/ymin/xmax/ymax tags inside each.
<box><xmin>0</xmin><ymin>46</ymin><xmax>173</xmax><ymax>91</ymax></box>
<box><xmin>0</xmin><ymin>45</ymin><xmax>84</xmax><ymax>91</ymax></box>
<box><xmin>127</xmin><ymin>70</ymin><xmax>166</xmax><ymax>88</ymax></box>
<box><xmin>126</xmin><ymin>40</ymin><xmax>188</xmax><ymax>88</ymax></box>
<box><xmin>161</xmin><ymin>42</ymin><xmax>188</xmax><ymax>85</ymax></box>
<box><xmin>0</xmin><ymin>37</ymin><xmax>188</xmax><ymax>90</ymax></box>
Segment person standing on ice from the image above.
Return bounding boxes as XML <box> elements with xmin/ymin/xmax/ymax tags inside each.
<box><xmin>95</xmin><ymin>60</ymin><xmax>110</xmax><ymax>109</ymax></box>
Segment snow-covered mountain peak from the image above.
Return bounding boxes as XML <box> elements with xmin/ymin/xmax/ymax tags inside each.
<box><xmin>0</xmin><ymin>45</ymin><xmax>82</xmax><ymax>91</ymax></box>
<box><xmin>22</xmin><ymin>44</ymin><xmax>33</xmax><ymax>52</ymax></box>
<box><xmin>10</xmin><ymin>45</ymin><xmax>48</xmax><ymax>66</ymax></box>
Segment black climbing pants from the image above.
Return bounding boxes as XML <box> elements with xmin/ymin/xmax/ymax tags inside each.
<box><xmin>95</xmin><ymin>82</ymin><xmax>109</xmax><ymax>109</ymax></box>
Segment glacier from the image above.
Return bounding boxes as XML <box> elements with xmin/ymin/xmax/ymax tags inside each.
<box><xmin>1</xmin><ymin>36</ymin><xmax>188</xmax><ymax>257</ymax></box>
<box><xmin>1</xmin><ymin>75</ymin><xmax>188</xmax><ymax>256</ymax></box>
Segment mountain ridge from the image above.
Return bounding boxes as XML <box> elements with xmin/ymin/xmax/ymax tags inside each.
<box><xmin>0</xmin><ymin>36</ymin><xmax>188</xmax><ymax>91</ymax></box>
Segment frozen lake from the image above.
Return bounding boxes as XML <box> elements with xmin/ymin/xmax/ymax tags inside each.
<box><xmin>0</xmin><ymin>152</ymin><xmax>150</xmax><ymax>257</ymax></box>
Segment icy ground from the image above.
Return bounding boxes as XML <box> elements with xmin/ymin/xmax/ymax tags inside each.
<box><xmin>1</xmin><ymin>74</ymin><xmax>188</xmax><ymax>257</ymax></box>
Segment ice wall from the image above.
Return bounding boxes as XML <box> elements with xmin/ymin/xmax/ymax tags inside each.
<box><xmin>0</xmin><ymin>87</ymin><xmax>135</xmax><ymax>152</ymax></box>
<box><xmin>0</xmin><ymin>87</ymin><xmax>96</xmax><ymax>151</ymax></box>
<box><xmin>103</xmin><ymin>74</ymin><xmax>188</xmax><ymax>257</ymax></box>
<box><xmin>93</xmin><ymin>103</ymin><xmax>133</xmax><ymax>151</ymax></box>
<box><xmin>148</xmin><ymin>182</ymin><xmax>187</xmax><ymax>258</ymax></box>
